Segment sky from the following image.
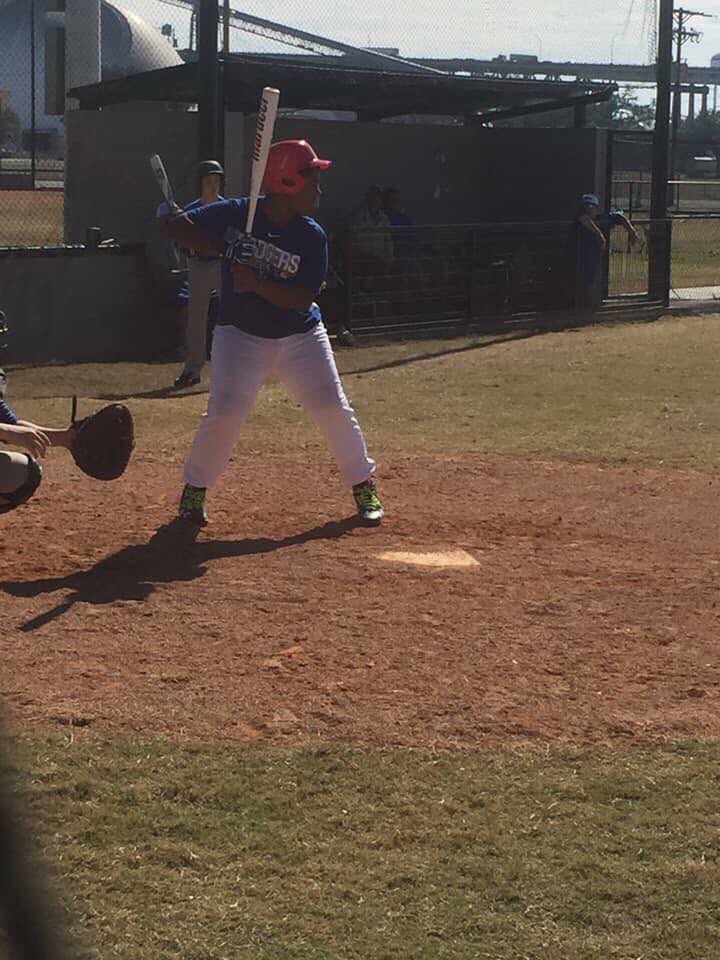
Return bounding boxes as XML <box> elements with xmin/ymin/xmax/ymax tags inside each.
<box><xmin>123</xmin><ymin>0</ymin><xmax>720</xmax><ymax>69</ymax></box>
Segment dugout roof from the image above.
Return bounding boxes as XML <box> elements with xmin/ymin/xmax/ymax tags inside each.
<box><xmin>68</xmin><ymin>54</ymin><xmax>614</xmax><ymax>121</ymax></box>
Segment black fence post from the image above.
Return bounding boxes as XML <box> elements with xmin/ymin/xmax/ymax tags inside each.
<box><xmin>198</xmin><ymin>0</ymin><xmax>220</xmax><ymax>162</ymax></box>
<box><xmin>466</xmin><ymin>227</ymin><xmax>475</xmax><ymax>327</ymax></box>
<box><xmin>626</xmin><ymin>182</ymin><xmax>635</xmax><ymax>256</ymax></box>
<box><xmin>649</xmin><ymin>0</ymin><xmax>673</xmax><ymax>304</ymax></box>
<box><xmin>663</xmin><ymin>217</ymin><xmax>673</xmax><ymax>298</ymax></box>
<box><xmin>648</xmin><ymin>217</ymin><xmax>673</xmax><ymax>305</ymax></box>
<box><xmin>345</xmin><ymin>231</ymin><xmax>354</xmax><ymax>332</ymax></box>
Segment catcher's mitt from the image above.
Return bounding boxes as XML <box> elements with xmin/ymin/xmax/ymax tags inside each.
<box><xmin>69</xmin><ymin>398</ymin><xmax>135</xmax><ymax>481</ymax></box>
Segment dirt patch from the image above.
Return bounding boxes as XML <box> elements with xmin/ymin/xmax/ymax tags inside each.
<box><xmin>1</xmin><ymin>452</ymin><xmax>719</xmax><ymax>747</ymax></box>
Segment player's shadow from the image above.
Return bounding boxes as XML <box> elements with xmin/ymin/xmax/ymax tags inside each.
<box><xmin>96</xmin><ymin>333</ymin><xmax>543</xmax><ymax>400</ymax></box>
<box><xmin>340</xmin><ymin>330</ymin><xmax>542</xmax><ymax>377</ymax></box>
<box><xmin>2</xmin><ymin>516</ymin><xmax>359</xmax><ymax>633</ymax></box>
<box><xmin>98</xmin><ymin>384</ymin><xmax>207</xmax><ymax>401</ymax></box>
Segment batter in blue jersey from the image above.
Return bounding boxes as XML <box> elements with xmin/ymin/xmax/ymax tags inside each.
<box><xmin>165</xmin><ymin>139</ymin><xmax>384</xmax><ymax>526</ymax></box>
<box><xmin>191</xmin><ymin>195</ymin><xmax>328</xmax><ymax>338</ymax></box>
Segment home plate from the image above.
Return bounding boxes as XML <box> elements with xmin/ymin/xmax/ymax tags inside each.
<box><xmin>376</xmin><ymin>549</ymin><xmax>479</xmax><ymax>568</ymax></box>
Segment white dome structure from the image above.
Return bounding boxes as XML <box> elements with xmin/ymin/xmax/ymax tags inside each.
<box><xmin>101</xmin><ymin>0</ymin><xmax>183</xmax><ymax>80</ymax></box>
<box><xmin>711</xmin><ymin>53</ymin><xmax>720</xmax><ymax>69</ymax></box>
<box><xmin>0</xmin><ymin>0</ymin><xmax>182</xmax><ymax>150</ymax></box>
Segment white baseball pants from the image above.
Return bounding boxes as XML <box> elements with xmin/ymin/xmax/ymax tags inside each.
<box><xmin>185</xmin><ymin>259</ymin><xmax>220</xmax><ymax>376</ymax></box>
<box><xmin>184</xmin><ymin>323</ymin><xmax>376</xmax><ymax>489</ymax></box>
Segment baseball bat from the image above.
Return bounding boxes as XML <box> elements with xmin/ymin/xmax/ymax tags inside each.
<box><xmin>246</xmin><ymin>87</ymin><xmax>280</xmax><ymax>234</ymax></box>
<box><xmin>149</xmin><ymin>154</ymin><xmax>177</xmax><ymax>208</ymax></box>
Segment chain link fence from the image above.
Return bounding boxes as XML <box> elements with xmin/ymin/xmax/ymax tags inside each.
<box><xmin>1</xmin><ymin>0</ymin><xmax>63</xmax><ymax>246</ymax></box>
<box><xmin>668</xmin><ymin>216</ymin><xmax>720</xmax><ymax>296</ymax></box>
<box><xmin>608</xmin><ymin>218</ymin><xmax>650</xmax><ymax>296</ymax></box>
<box><xmin>342</xmin><ymin>222</ymin><xmax>577</xmax><ymax>337</ymax></box>
<box><xmin>2</xmin><ymin>0</ymin><xmax>660</xmax><ymax>246</ymax></box>
<box><xmin>4</xmin><ymin>0</ymin><xmax>702</xmax><ymax>326</ymax></box>
<box><xmin>0</xmin><ymin>0</ymin><xmax>191</xmax><ymax>249</ymax></box>
<box><xmin>608</xmin><ymin>215</ymin><xmax>720</xmax><ymax>300</ymax></box>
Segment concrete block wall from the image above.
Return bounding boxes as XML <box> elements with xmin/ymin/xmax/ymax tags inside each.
<box><xmin>0</xmin><ymin>247</ymin><xmax>162</xmax><ymax>363</ymax></box>
<box><xmin>66</xmin><ymin>110</ymin><xmax>606</xmax><ymax>243</ymax></box>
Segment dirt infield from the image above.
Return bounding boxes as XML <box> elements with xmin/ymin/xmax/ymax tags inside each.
<box><xmin>2</xmin><ymin>452</ymin><xmax>718</xmax><ymax>748</ymax></box>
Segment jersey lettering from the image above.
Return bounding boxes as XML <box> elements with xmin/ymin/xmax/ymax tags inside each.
<box><xmin>224</xmin><ymin>230</ymin><xmax>301</xmax><ymax>280</ymax></box>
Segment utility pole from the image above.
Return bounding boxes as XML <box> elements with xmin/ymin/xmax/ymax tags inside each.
<box><xmin>670</xmin><ymin>8</ymin><xmax>711</xmax><ymax>182</ymax></box>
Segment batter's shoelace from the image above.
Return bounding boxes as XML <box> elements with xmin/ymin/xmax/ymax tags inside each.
<box><xmin>181</xmin><ymin>486</ymin><xmax>206</xmax><ymax>511</ymax></box>
<box><xmin>354</xmin><ymin>482</ymin><xmax>382</xmax><ymax>511</ymax></box>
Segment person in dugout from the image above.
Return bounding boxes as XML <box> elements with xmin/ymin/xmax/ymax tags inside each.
<box><xmin>574</xmin><ymin>192</ymin><xmax>640</xmax><ymax>310</ymax></box>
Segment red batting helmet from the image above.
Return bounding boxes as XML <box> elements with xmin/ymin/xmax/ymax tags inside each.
<box><xmin>262</xmin><ymin>140</ymin><xmax>332</xmax><ymax>196</ymax></box>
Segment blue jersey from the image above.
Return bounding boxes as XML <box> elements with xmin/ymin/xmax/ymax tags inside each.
<box><xmin>185</xmin><ymin>197</ymin><xmax>327</xmax><ymax>339</ymax></box>
<box><xmin>0</xmin><ymin>368</ymin><xmax>16</xmax><ymax>425</ymax></box>
<box><xmin>389</xmin><ymin>212</ymin><xmax>413</xmax><ymax>228</ymax></box>
<box><xmin>576</xmin><ymin>212</ymin><xmax>624</xmax><ymax>283</ymax></box>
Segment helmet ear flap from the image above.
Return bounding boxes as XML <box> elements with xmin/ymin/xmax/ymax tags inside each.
<box><xmin>263</xmin><ymin>140</ymin><xmax>331</xmax><ymax>196</ymax></box>
<box><xmin>282</xmin><ymin>174</ymin><xmax>304</xmax><ymax>195</ymax></box>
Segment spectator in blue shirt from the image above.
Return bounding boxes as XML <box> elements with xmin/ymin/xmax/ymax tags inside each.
<box><xmin>575</xmin><ymin>193</ymin><xmax>640</xmax><ymax>310</ymax></box>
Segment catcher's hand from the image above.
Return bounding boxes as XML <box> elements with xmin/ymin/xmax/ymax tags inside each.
<box><xmin>69</xmin><ymin>401</ymin><xmax>135</xmax><ymax>481</ymax></box>
<box><xmin>1</xmin><ymin>423</ymin><xmax>50</xmax><ymax>459</ymax></box>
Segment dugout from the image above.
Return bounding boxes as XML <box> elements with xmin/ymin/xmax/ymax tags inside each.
<box><xmin>2</xmin><ymin>58</ymin><xmax>618</xmax><ymax>362</ymax></box>
<box><xmin>65</xmin><ymin>55</ymin><xmax>616</xmax><ymax>244</ymax></box>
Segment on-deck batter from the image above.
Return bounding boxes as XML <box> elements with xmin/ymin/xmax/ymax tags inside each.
<box><xmin>165</xmin><ymin>139</ymin><xmax>384</xmax><ymax>527</ymax></box>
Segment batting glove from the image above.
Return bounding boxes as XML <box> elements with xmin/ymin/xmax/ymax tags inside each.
<box><xmin>223</xmin><ymin>232</ymin><xmax>255</xmax><ymax>264</ymax></box>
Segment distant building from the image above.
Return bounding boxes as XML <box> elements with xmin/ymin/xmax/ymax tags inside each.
<box><xmin>0</xmin><ymin>0</ymin><xmax>182</xmax><ymax>155</ymax></box>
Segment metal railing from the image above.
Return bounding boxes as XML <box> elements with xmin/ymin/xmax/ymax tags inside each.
<box><xmin>338</xmin><ymin>221</ymin><xmax>665</xmax><ymax>338</ymax></box>
<box><xmin>613</xmin><ymin>177</ymin><xmax>720</xmax><ymax>216</ymax></box>
<box><xmin>608</xmin><ymin>218</ymin><xmax>650</xmax><ymax>296</ymax></box>
<box><xmin>341</xmin><ymin>222</ymin><xmax>580</xmax><ymax>337</ymax></box>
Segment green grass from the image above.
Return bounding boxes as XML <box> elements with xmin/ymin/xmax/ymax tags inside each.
<box><xmin>611</xmin><ymin>219</ymin><xmax>720</xmax><ymax>294</ymax></box>
<box><xmin>669</xmin><ymin>218</ymin><xmax>720</xmax><ymax>290</ymax></box>
<box><xmin>8</xmin><ymin>313</ymin><xmax>720</xmax><ymax>469</ymax></box>
<box><xmin>0</xmin><ymin>190</ymin><xmax>64</xmax><ymax>246</ymax></box>
<box><xmin>6</xmin><ymin>737</ymin><xmax>720</xmax><ymax>960</ymax></box>
<box><xmin>6</xmin><ymin>315</ymin><xmax>720</xmax><ymax>959</ymax></box>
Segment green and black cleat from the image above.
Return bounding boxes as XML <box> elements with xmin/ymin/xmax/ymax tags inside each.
<box><xmin>178</xmin><ymin>483</ymin><xmax>208</xmax><ymax>526</ymax></box>
<box><xmin>353</xmin><ymin>479</ymin><xmax>385</xmax><ymax>526</ymax></box>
